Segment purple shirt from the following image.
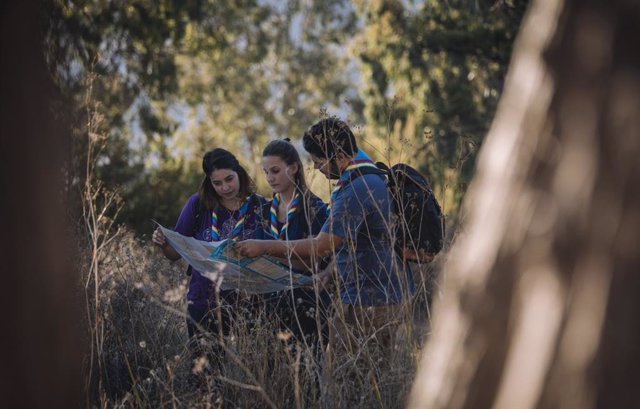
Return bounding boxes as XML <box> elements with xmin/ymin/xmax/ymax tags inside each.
<box><xmin>174</xmin><ymin>193</ymin><xmax>265</xmax><ymax>307</ymax></box>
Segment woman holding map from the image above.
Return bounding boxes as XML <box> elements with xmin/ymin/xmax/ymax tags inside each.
<box><xmin>151</xmin><ymin>148</ymin><xmax>266</xmax><ymax>385</ymax></box>
<box><xmin>259</xmin><ymin>138</ymin><xmax>330</xmax><ymax>368</ymax></box>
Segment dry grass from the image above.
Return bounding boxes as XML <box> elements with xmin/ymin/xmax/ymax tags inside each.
<box><xmin>76</xmin><ymin>83</ymin><xmax>446</xmax><ymax>407</ymax></box>
<box><xmin>78</xmin><ymin>226</ymin><xmax>442</xmax><ymax>408</ymax></box>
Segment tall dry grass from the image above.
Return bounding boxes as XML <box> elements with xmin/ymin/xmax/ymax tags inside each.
<box><xmin>79</xmin><ymin>227</ymin><xmax>442</xmax><ymax>408</ymax></box>
<box><xmin>77</xmin><ymin>162</ymin><xmax>445</xmax><ymax>408</ymax></box>
<box><xmin>77</xmin><ymin>81</ymin><xmax>447</xmax><ymax>408</ymax></box>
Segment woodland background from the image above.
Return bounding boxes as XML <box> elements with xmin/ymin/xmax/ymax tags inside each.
<box><xmin>41</xmin><ymin>2</ymin><xmax>528</xmax><ymax>407</ymax></box>
<box><xmin>47</xmin><ymin>0</ymin><xmax>527</xmax><ymax>235</ymax></box>
<box><xmin>7</xmin><ymin>0</ymin><xmax>638</xmax><ymax>408</ymax></box>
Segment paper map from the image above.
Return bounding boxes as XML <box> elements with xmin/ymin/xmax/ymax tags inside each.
<box><xmin>157</xmin><ymin>224</ymin><xmax>313</xmax><ymax>294</ymax></box>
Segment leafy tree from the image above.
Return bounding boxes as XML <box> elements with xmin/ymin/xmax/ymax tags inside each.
<box><xmin>47</xmin><ymin>0</ymin><xmax>526</xmax><ymax>234</ymax></box>
<box><xmin>46</xmin><ymin>0</ymin><xmax>358</xmax><ymax>234</ymax></box>
<box><xmin>350</xmin><ymin>0</ymin><xmax>528</xmax><ymax>216</ymax></box>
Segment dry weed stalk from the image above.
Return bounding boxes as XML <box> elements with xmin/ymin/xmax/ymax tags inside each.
<box><xmin>80</xmin><ymin>72</ymin><xmax>124</xmax><ymax>403</ymax></box>
<box><xmin>77</xmin><ymin>105</ymin><xmax>459</xmax><ymax>408</ymax></box>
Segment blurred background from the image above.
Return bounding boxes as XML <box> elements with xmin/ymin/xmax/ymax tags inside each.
<box><xmin>45</xmin><ymin>0</ymin><xmax>527</xmax><ymax>236</ymax></box>
<box><xmin>4</xmin><ymin>0</ymin><xmax>640</xmax><ymax>408</ymax></box>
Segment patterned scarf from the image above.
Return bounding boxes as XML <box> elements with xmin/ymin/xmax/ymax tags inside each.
<box><xmin>269</xmin><ymin>191</ymin><xmax>300</xmax><ymax>239</ymax></box>
<box><xmin>211</xmin><ymin>197</ymin><xmax>250</xmax><ymax>241</ymax></box>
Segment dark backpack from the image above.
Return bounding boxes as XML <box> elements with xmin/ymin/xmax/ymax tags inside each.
<box><xmin>347</xmin><ymin>162</ymin><xmax>444</xmax><ymax>262</ymax></box>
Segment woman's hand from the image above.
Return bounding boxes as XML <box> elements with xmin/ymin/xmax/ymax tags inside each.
<box><xmin>234</xmin><ymin>240</ymin><xmax>266</xmax><ymax>258</ymax></box>
<box><xmin>152</xmin><ymin>227</ymin><xmax>169</xmax><ymax>248</ymax></box>
<box><xmin>152</xmin><ymin>227</ymin><xmax>181</xmax><ymax>261</ymax></box>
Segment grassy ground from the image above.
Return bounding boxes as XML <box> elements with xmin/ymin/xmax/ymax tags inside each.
<box><xmin>80</xmin><ymin>229</ymin><xmax>441</xmax><ymax>408</ymax></box>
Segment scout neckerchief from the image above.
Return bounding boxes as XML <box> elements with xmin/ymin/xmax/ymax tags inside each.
<box><xmin>326</xmin><ymin>157</ymin><xmax>378</xmax><ymax>215</ymax></box>
<box><xmin>354</xmin><ymin>148</ymin><xmax>373</xmax><ymax>162</ymax></box>
<box><xmin>211</xmin><ymin>197</ymin><xmax>251</xmax><ymax>241</ymax></box>
<box><xmin>269</xmin><ymin>191</ymin><xmax>301</xmax><ymax>239</ymax></box>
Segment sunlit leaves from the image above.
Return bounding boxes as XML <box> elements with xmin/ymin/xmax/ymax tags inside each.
<box><xmin>351</xmin><ymin>0</ymin><xmax>528</xmax><ymax>214</ymax></box>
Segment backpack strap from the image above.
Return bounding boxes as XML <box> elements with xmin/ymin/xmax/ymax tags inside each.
<box><xmin>339</xmin><ymin>164</ymin><xmax>390</xmax><ymax>242</ymax></box>
<box><xmin>390</xmin><ymin>164</ymin><xmax>433</xmax><ymax>194</ymax></box>
<box><xmin>343</xmin><ymin>163</ymin><xmax>388</xmax><ymax>185</ymax></box>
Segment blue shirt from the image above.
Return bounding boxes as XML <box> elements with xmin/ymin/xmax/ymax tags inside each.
<box><xmin>258</xmin><ymin>192</ymin><xmax>328</xmax><ymax>274</ymax></box>
<box><xmin>321</xmin><ymin>173</ymin><xmax>414</xmax><ymax>306</ymax></box>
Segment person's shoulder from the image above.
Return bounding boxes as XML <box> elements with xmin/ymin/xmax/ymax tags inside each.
<box><xmin>183</xmin><ymin>192</ymin><xmax>201</xmax><ymax>210</ymax></box>
<box><xmin>187</xmin><ymin>192</ymin><xmax>200</xmax><ymax>203</ymax></box>
<box><xmin>305</xmin><ymin>190</ymin><xmax>326</xmax><ymax>207</ymax></box>
<box><xmin>249</xmin><ymin>193</ymin><xmax>269</xmax><ymax>215</ymax></box>
<box><xmin>250</xmin><ymin>192</ymin><xmax>268</xmax><ymax>206</ymax></box>
<box><xmin>260</xmin><ymin>194</ymin><xmax>274</xmax><ymax>212</ymax></box>
<box><xmin>350</xmin><ymin>172</ymin><xmax>386</xmax><ymax>192</ymax></box>
<box><xmin>262</xmin><ymin>195</ymin><xmax>275</xmax><ymax>207</ymax></box>
<box><xmin>175</xmin><ymin>192</ymin><xmax>205</xmax><ymax>232</ymax></box>
<box><xmin>303</xmin><ymin>191</ymin><xmax>328</xmax><ymax>217</ymax></box>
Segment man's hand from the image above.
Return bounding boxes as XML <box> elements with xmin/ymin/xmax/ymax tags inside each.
<box><xmin>234</xmin><ymin>240</ymin><xmax>267</xmax><ymax>258</ymax></box>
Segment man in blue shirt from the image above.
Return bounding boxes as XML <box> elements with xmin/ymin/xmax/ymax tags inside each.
<box><xmin>236</xmin><ymin>117</ymin><xmax>414</xmax><ymax>345</ymax></box>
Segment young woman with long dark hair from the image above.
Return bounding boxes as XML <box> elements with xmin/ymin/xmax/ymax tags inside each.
<box><xmin>260</xmin><ymin>138</ymin><xmax>329</xmax><ymax>364</ymax></box>
<box><xmin>152</xmin><ymin>148</ymin><xmax>266</xmax><ymax>381</ymax></box>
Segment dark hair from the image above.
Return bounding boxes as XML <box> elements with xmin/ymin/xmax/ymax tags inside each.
<box><xmin>262</xmin><ymin>138</ymin><xmax>309</xmax><ymax>194</ymax></box>
<box><xmin>302</xmin><ymin>117</ymin><xmax>358</xmax><ymax>159</ymax></box>
<box><xmin>198</xmin><ymin>148</ymin><xmax>256</xmax><ymax>210</ymax></box>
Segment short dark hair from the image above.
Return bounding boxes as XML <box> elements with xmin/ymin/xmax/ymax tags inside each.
<box><xmin>302</xmin><ymin>117</ymin><xmax>358</xmax><ymax>159</ymax></box>
<box><xmin>262</xmin><ymin>138</ymin><xmax>309</xmax><ymax>194</ymax></box>
<box><xmin>199</xmin><ymin>148</ymin><xmax>256</xmax><ymax>210</ymax></box>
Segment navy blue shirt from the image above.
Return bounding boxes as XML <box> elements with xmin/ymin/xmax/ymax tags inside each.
<box><xmin>258</xmin><ymin>192</ymin><xmax>328</xmax><ymax>274</ymax></box>
<box><xmin>321</xmin><ymin>173</ymin><xmax>414</xmax><ymax>306</ymax></box>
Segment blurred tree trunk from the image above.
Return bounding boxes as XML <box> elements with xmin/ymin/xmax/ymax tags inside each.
<box><xmin>0</xmin><ymin>2</ymin><xmax>81</xmax><ymax>408</ymax></box>
<box><xmin>408</xmin><ymin>0</ymin><xmax>640</xmax><ymax>408</ymax></box>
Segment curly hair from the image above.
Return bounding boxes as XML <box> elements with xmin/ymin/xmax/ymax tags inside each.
<box><xmin>302</xmin><ymin>117</ymin><xmax>358</xmax><ymax>159</ymax></box>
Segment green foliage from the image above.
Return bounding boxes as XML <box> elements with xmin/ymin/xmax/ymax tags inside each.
<box><xmin>351</xmin><ymin>0</ymin><xmax>528</xmax><ymax>215</ymax></box>
<box><xmin>47</xmin><ymin>0</ymin><xmax>361</xmax><ymax>234</ymax></box>
<box><xmin>47</xmin><ymin>0</ymin><xmax>527</xmax><ymax>235</ymax></box>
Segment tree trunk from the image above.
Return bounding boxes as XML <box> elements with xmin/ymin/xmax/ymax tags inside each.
<box><xmin>0</xmin><ymin>2</ymin><xmax>81</xmax><ymax>408</ymax></box>
<box><xmin>408</xmin><ymin>0</ymin><xmax>640</xmax><ymax>408</ymax></box>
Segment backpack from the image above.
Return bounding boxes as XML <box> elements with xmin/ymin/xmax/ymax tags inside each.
<box><xmin>346</xmin><ymin>162</ymin><xmax>444</xmax><ymax>262</ymax></box>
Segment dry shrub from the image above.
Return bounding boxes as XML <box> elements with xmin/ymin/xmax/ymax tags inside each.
<box><xmin>79</xmin><ymin>227</ymin><xmax>441</xmax><ymax>408</ymax></box>
<box><xmin>79</xmin><ymin>228</ymin><xmax>190</xmax><ymax>407</ymax></box>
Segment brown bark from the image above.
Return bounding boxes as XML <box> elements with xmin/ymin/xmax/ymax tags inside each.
<box><xmin>0</xmin><ymin>2</ymin><xmax>81</xmax><ymax>408</ymax></box>
<box><xmin>408</xmin><ymin>0</ymin><xmax>640</xmax><ymax>408</ymax></box>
